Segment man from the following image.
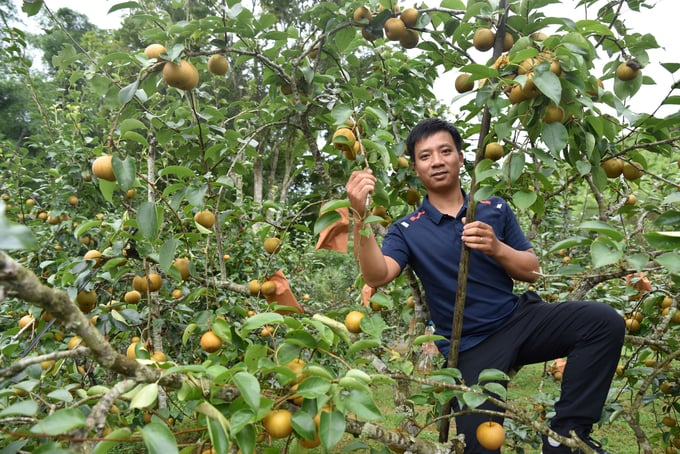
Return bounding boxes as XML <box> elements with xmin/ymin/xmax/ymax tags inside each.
<box><xmin>345</xmin><ymin>118</ymin><xmax>624</xmax><ymax>453</ymax></box>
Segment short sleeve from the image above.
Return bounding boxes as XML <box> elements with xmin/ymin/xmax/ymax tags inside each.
<box><xmin>380</xmin><ymin>225</ymin><xmax>409</xmax><ymax>270</ymax></box>
<box><xmin>501</xmin><ymin>202</ymin><xmax>533</xmax><ymax>251</ymax></box>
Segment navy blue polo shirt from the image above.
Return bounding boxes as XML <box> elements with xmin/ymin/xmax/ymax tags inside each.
<box><xmin>381</xmin><ymin>192</ymin><xmax>533</xmax><ymax>355</ymax></box>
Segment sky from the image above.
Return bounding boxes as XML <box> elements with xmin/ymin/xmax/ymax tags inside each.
<box><xmin>432</xmin><ymin>0</ymin><xmax>678</xmax><ymax>116</ymax></box>
<box><xmin>14</xmin><ymin>0</ymin><xmax>679</xmax><ymax>116</ymax></box>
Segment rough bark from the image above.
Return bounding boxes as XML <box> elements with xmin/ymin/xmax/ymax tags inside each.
<box><xmin>0</xmin><ymin>251</ymin><xmax>183</xmax><ymax>390</ymax></box>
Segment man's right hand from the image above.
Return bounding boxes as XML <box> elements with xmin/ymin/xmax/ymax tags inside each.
<box><xmin>346</xmin><ymin>169</ymin><xmax>376</xmax><ymax>220</ymax></box>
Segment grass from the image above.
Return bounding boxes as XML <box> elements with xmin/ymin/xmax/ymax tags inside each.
<box><xmin>508</xmin><ymin>364</ymin><xmax>662</xmax><ymax>453</ymax></box>
<box><xmin>316</xmin><ymin>363</ymin><xmax>661</xmax><ymax>453</ymax></box>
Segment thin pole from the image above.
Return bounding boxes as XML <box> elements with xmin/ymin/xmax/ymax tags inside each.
<box><xmin>438</xmin><ymin>0</ymin><xmax>509</xmax><ymax>442</ymax></box>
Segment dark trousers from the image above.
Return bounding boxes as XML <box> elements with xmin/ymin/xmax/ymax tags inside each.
<box><xmin>450</xmin><ymin>291</ymin><xmax>625</xmax><ymax>453</ymax></box>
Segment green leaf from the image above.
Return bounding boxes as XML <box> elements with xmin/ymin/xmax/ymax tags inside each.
<box><xmin>229</xmin><ymin>408</ymin><xmax>255</xmax><ymax>437</ymax></box>
<box><xmin>0</xmin><ymin>203</ymin><xmax>36</xmax><ymax>249</ymax></box>
<box><xmin>0</xmin><ymin>400</ymin><xmax>38</xmax><ymax>417</ymax></box>
<box><xmin>138</xmin><ymin>202</ymin><xmax>160</xmax><ymax>240</ymax></box>
<box><xmin>182</xmin><ymin>323</ymin><xmax>198</xmax><ymax>346</ymax></box>
<box><xmin>413</xmin><ymin>334</ymin><xmax>446</xmax><ymax>346</ymax></box>
<box><xmin>364</xmin><ymin>106</ymin><xmax>389</xmax><ymax>128</ymax></box>
<box><xmin>347</xmin><ymin>338</ymin><xmax>380</xmax><ymax>356</ymax></box>
<box><xmin>474</xmin><ymin>158</ymin><xmax>500</xmax><ymax>182</ymax></box>
<box><xmin>140</xmin><ymin>422</ymin><xmax>179</xmax><ymax>454</ymax></box>
<box><xmin>30</xmin><ymin>408</ymin><xmax>86</xmax><ymax>435</ymax></box>
<box><xmin>311</xmin><ymin>314</ymin><xmax>350</xmax><ymax>345</ymax></box>
<box><xmin>461</xmin><ymin>391</ymin><xmax>487</xmax><ymax>409</ymax></box>
<box><xmin>330</xmin><ymin>105</ymin><xmax>354</xmax><ymax>125</ymax></box>
<box><xmin>339</xmin><ymin>389</ymin><xmax>383</xmax><ymax>421</ymax></box>
<box><xmin>334</xmin><ymin>27</ymin><xmax>356</xmax><ymax>52</ymax></box>
<box><xmin>300</xmin><ymin>364</ymin><xmax>336</xmax><ymax>381</ymax></box>
<box><xmin>512</xmin><ymin>190</ymin><xmax>537</xmax><ymax>210</ymax></box>
<box><xmin>197</xmin><ymin>401</ymin><xmax>231</xmax><ymax>446</ymax></box>
<box><xmin>232</xmin><ymin>372</ymin><xmax>261</xmax><ymax>412</ymax></box>
<box><xmin>234</xmin><ymin>424</ymin><xmax>256</xmax><ymax>454</ymax></box>
<box><xmin>590</xmin><ymin>237</ymin><xmax>623</xmax><ymax>268</ymax></box>
<box><xmin>483</xmin><ymin>382</ymin><xmax>507</xmax><ymax>400</ymax></box>
<box><xmin>655</xmin><ymin>252</ymin><xmax>680</xmax><ymax>274</ymax></box>
<box><xmin>575</xmin><ymin>160</ymin><xmax>591</xmax><ymax>176</ymax></box>
<box><xmin>74</xmin><ymin>220</ymin><xmax>102</xmax><ymax>240</ymax></box>
<box><xmin>625</xmin><ymin>252</ymin><xmax>650</xmax><ymax>271</ymax></box>
<box><xmin>241</xmin><ymin>313</ymin><xmax>283</xmax><ymax>337</ymax></box>
<box><xmin>541</xmin><ymin>122</ymin><xmax>568</xmax><ymax>153</ymax></box>
<box><xmin>644</xmin><ymin>232</ymin><xmax>680</xmax><ymax>250</ymax></box>
<box><xmin>159</xmin><ymin>239</ymin><xmax>180</xmax><ymax>273</ymax></box>
<box><xmin>260</xmin><ymin>30</ymin><xmax>286</xmax><ymax>40</ymax></box>
<box><xmin>578</xmin><ymin>221</ymin><xmax>625</xmax><ymax>241</ymax></box>
<box><xmin>98</xmin><ymin>179</ymin><xmax>116</xmax><ymax>203</ymax></box>
<box><xmin>474</xmin><ymin>185</ymin><xmax>497</xmax><ymax>202</ymax></box>
<box><xmin>122</xmin><ymin>131</ymin><xmax>149</xmax><ymax>147</ymax></box>
<box><xmin>320</xmin><ymin>409</ymin><xmax>346</xmax><ymax>451</ymax></box>
<box><xmin>46</xmin><ymin>389</ymin><xmax>73</xmax><ymax>402</ymax></box>
<box><xmin>120</xmin><ymin>118</ymin><xmax>146</xmax><ymax>135</ymax></box>
<box><xmin>112</xmin><ymin>155</ymin><xmax>136</xmax><ymax>191</ymax></box>
<box><xmin>478</xmin><ymin>369</ymin><xmax>510</xmax><ymax>383</ymax></box>
<box><xmin>159</xmin><ymin>166</ymin><xmax>196</xmax><ymax>179</ymax></box>
<box><xmin>460</xmin><ymin>63</ymin><xmax>499</xmax><ymax>80</ymax></box>
<box><xmin>655</xmin><ymin>210</ymin><xmax>680</xmax><ymax>227</ymax></box>
<box><xmin>130</xmin><ymin>383</ymin><xmax>159</xmax><ymax>410</ymax></box>
<box><xmin>285</xmin><ymin>329</ymin><xmax>319</xmax><ymax>348</ymax></box>
<box><xmin>575</xmin><ymin>20</ymin><xmax>614</xmax><ymax>37</ymax></box>
<box><xmin>614</xmin><ymin>72</ymin><xmax>642</xmax><ymax>98</ymax></box>
<box><xmin>314</xmin><ymin>211</ymin><xmax>342</xmax><ymax>236</ymax></box>
<box><xmin>547</xmin><ymin>236</ymin><xmax>590</xmax><ymax>254</ymax></box>
<box><xmin>119</xmin><ymin>79</ymin><xmax>139</xmax><ymax>104</ymax></box>
<box><xmin>244</xmin><ymin>343</ymin><xmax>268</xmax><ymax>372</ymax></box>
<box><xmin>441</xmin><ymin>0</ymin><xmax>465</xmax><ymax>7</ymax></box>
<box><xmin>319</xmin><ymin>199</ymin><xmax>351</xmax><ymax>213</ymax></box>
<box><xmin>161</xmin><ymin>364</ymin><xmax>206</xmax><ymax>378</ymax></box>
<box><xmin>207</xmin><ymin>417</ymin><xmax>229</xmax><ymax>454</ymax></box>
<box><xmin>297</xmin><ymin>376</ymin><xmax>331</xmax><ymax>398</ymax></box>
<box><xmin>533</xmin><ymin>70</ymin><xmax>561</xmax><ymax>105</ymax></box>
<box><xmin>177</xmin><ymin>379</ymin><xmax>203</xmax><ymax>402</ymax></box>
<box><xmin>292</xmin><ymin>411</ymin><xmax>316</xmax><ymax>440</ymax></box>
<box><xmin>504</xmin><ymin>152</ymin><xmax>525</xmax><ymax>183</ymax></box>
<box><xmin>368</xmin><ymin>292</ymin><xmax>393</xmax><ymax>309</ymax></box>
<box><xmin>93</xmin><ymin>427</ymin><xmax>133</xmax><ymax>454</ymax></box>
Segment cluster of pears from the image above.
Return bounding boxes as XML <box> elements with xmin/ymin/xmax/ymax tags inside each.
<box><xmin>454</xmin><ymin>27</ymin><xmax>515</xmax><ymax>94</ymax></box>
<box><xmin>472</xmin><ymin>27</ymin><xmax>515</xmax><ymax>53</ymax></box>
<box><xmin>332</xmin><ymin>118</ymin><xmax>363</xmax><ymax>160</ymax></box>
<box><xmin>247</xmin><ymin>236</ymin><xmax>282</xmax><ymax>299</ymax></box>
<box><xmin>457</xmin><ymin>29</ymin><xmax>569</xmax><ymax>127</ymax></box>
<box><xmin>600</xmin><ymin>157</ymin><xmax>644</xmax><ymax>181</ymax></box>
<box><xmin>143</xmin><ymin>43</ymin><xmax>230</xmax><ymax>91</ymax></box>
<box><xmin>353</xmin><ymin>5</ymin><xmax>421</xmax><ymax>49</ymax></box>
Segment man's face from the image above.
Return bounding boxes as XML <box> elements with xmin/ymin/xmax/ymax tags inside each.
<box><xmin>412</xmin><ymin>130</ymin><xmax>464</xmax><ymax>192</ymax></box>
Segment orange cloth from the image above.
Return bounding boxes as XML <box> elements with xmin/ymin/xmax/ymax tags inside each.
<box><xmin>361</xmin><ymin>284</ymin><xmax>376</xmax><ymax>307</ymax></box>
<box><xmin>315</xmin><ymin>206</ymin><xmax>350</xmax><ymax>253</ymax></box>
<box><xmin>265</xmin><ymin>270</ymin><xmax>303</xmax><ymax>314</ymax></box>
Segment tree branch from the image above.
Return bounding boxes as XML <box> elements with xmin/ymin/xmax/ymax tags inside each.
<box><xmin>0</xmin><ymin>252</ymin><xmax>183</xmax><ymax>389</ymax></box>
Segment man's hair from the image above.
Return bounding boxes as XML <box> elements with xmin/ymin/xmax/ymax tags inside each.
<box><xmin>405</xmin><ymin>118</ymin><xmax>463</xmax><ymax>161</ymax></box>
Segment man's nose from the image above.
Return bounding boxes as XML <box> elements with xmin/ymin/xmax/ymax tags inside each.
<box><xmin>431</xmin><ymin>151</ymin><xmax>443</xmax><ymax>165</ymax></box>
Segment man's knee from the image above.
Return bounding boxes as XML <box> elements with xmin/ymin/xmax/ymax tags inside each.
<box><xmin>572</xmin><ymin>301</ymin><xmax>625</xmax><ymax>347</ymax></box>
<box><xmin>593</xmin><ymin>302</ymin><xmax>625</xmax><ymax>339</ymax></box>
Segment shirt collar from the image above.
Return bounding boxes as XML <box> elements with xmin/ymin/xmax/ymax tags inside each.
<box><xmin>421</xmin><ymin>189</ymin><xmax>468</xmax><ymax>224</ymax></box>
